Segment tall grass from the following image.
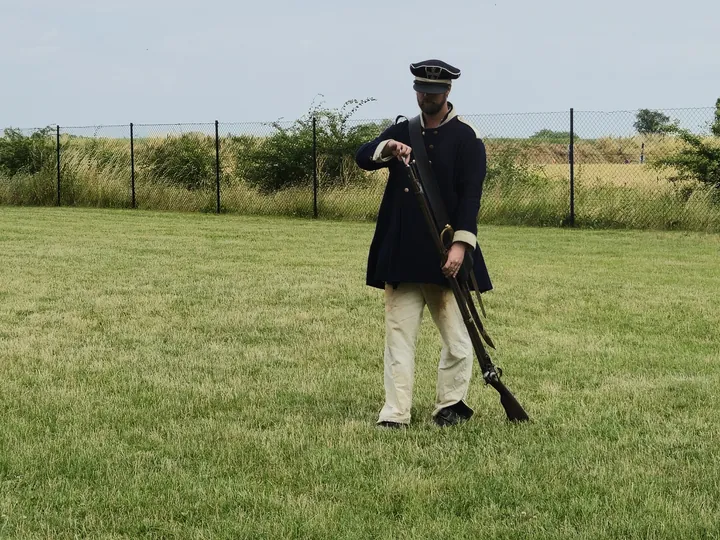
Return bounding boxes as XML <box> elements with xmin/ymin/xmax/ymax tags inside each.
<box><xmin>0</xmin><ymin>170</ymin><xmax>57</xmax><ymax>206</ymax></box>
<box><xmin>483</xmin><ymin>134</ymin><xmax>687</xmax><ymax>164</ymax></box>
<box><xmin>1</xmin><ymin>133</ymin><xmax>718</xmax><ymax>231</ymax></box>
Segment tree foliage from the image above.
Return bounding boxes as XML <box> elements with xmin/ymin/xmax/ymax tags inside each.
<box><xmin>529</xmin><ymin>129</ymin><xmax>579</xmax><ymax>143</ymax></box>
<box><xmin>241</xmin><ymin>97</ymin><xmax>388</xmax><ymax>193</ymax></box>
<box><xmin>634</xmin><ymin>109</ymin><xmax>672</xmax><ymax>135</ymax></box>
<box><xmin>653</xmin><ymin>126</ymin><xmax>720</xmax><ymax>188</ymax></box>
<box><xmin>485</xmin><ymin>146</ymin><xmax>546</xmax><ymax>187</ymax></box>
<box><xmin>711</xmin><ymin>98</ymin><xmax>720</xmax><ymax>137</ymax></box>
<box><xmin>0</xmin><ymin>127</ymin><xmax>56</xmax><ymax>176</ymax></box>
<box><xmin>140</xmin><ymin>133</ymin><xmax>216</xmax><ymax>190</ymax></box>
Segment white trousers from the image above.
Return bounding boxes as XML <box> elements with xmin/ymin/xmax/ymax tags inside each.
<box><xmin>378</xmin><ymin>282</ymin><xmax>474</xmax><ymax>424</ymax></box>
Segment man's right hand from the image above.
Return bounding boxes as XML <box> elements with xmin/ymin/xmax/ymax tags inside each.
<box><xmin>382</xmin><ymin>140</ymin><xmax>412</xmax><ymax>164</ymax></box>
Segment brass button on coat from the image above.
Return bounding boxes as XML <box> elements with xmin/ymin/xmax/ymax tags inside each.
<box><xmin>429</xmin><ymin>144</ymin><xmax>434</xmax><ymax>149</ymax></box>
<box><xmin>404</xmin><ymin>188</ymin><xmax>409</xmax><ymax>193</ymax></box>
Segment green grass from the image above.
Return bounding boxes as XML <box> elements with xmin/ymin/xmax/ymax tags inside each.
<box><xmin>1</xmin><ymin>207</ymin><xmax>719</xmax><ymax>539</ymax></box>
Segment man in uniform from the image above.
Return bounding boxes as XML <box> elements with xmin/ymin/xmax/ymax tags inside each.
<box><xmin>355</xmin><ymin>59</ymin><xmax>492</xmax><ymax>428</ymax></box>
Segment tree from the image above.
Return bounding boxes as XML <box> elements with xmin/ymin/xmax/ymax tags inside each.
<box><xmin>634</xmin><ymin>109</ymin><xmax>671</xmax><ymax>135</ymax></box>
<box><xmin>711</xmin><ymin>98</ymin><xmax>720</xmax><ymax>137</ymax></box>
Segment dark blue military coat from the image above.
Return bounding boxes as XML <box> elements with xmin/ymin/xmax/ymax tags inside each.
<box><xmin>355</xmin><ymin>105</ymin><xmax>493</xmax><ymax>292</ymax></box>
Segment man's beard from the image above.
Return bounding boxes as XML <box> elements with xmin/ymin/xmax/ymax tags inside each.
<box><xmin>420</xmin><ymin>96</ymin><xmax>446</xmax><ymax>115</ymax></box>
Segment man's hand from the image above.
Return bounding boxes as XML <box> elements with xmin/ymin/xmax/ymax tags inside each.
<box><xmin>442</xmin><ymin>242</ymin><xmax>468</xmax><ymax>278</ymax></box>
<box><xmin>382</xmin><ymin>140</ymin><xmax>412</xmax><ymax>164</ymax></box>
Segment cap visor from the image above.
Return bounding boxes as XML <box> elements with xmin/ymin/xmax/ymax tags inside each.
<box><xmin>413</xmin><ymin>82</ymin><xmax>449</xmax><ymax>94</ymax></box>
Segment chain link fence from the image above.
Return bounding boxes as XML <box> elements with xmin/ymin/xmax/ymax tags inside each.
<box><xmin>466</xmin><ymin>111</ymin><xmax>573</xmax><ymax>226</ymax></box>
<box><xmin>572</xmin><ymin>108</ymin><xmax>718</xmax><ymax>230</ymax></box>
<box><xmin>60</xmin><ymin>125</ymin><xmax>132</xmax><ymax>208</ymax></box>
<box><xmin>2</xmin><ymin>108</ymin><xmax>719</xmax><ymax>231</ymax></box>
<box><xmin>131</xmin><ymin>123</ymin><xmax>218</xmax><ymax>213</ymax></box>
<box><xmin>219</xmin><ymin>120</ymin><xmax>316</xmax><ymax>218</ymax></box>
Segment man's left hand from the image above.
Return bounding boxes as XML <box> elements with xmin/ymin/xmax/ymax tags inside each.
<box><xmin>442</xmin><ymin>242</ymin><xmax>467</xmax><ymax>278</ymax></box>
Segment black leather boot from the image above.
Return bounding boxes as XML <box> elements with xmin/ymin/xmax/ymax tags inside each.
<box><xmin>433</xmin><ymin>401</ymin><xmax>474</xmax><ymax>427</ymax></box>
<box><xmin>376</xmin><ymin>421</ymin><xmax>408</xmax><ymax>429</ymax></box>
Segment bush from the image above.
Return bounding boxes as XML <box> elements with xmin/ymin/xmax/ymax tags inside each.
<box><xmin>241</xmin><ymin>98</ymin><xmax>388</xmax><ymax>193</ymax></box>
<box><xmin>228</xmin><ymin>134</ymin><xmax>262</xmax><ymax>183</ymax></box>
<box><xmin>711</xmin><ymin>98</ymin><xmax>720</xmax><ymax>138</ymax></box>
<box><xmin>485</xmin><ymin>145</ymin><xmax>547</xmax><ymax>187</ymax></box>
<box><xmin>529</xmin><ymin>129</ymin><xmax>579</xmax><ymax>143</ymax></box>
<box><xmin>652</xmin><ymin>127</ymin><xmax>720</xmax><ymax>189</ymax></box>
<box><xmin>0</xmin><ymin>127</ymin><xmax>56</xmax><ymax>176</ymax></box>
<box><xmin>139</xmin><ymin>133</ymin><xmax>215</xmax><ymax>190</ymax></box>
<box><xmin>242</xmin><ymin>126</ymin><xmax>313</xmax><ymax>193</ymax></box>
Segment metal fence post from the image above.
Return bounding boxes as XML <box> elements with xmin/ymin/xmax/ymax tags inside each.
<box><xmin>215</xmin><ymin>120</ymin><xmax>221</xmax><ymax>214</ymax></box>
<box><xmin>130</xmin><ymin>122</ymin><xmax>136</xmax><ymax>208</ymax></box>
<box><xmin>569</xmin><ymin>108</ymin><xmax>575</xmax><ymax>226</ymax></box>
<box><xmin>313</xmin><ymin>116</ymin><xmax>318</xmax><ymax>219</ymax></box>
<box><xmin>56</xmin><ymin>125</ymin><xmax>61</xmax><ymax>206</ymax></box>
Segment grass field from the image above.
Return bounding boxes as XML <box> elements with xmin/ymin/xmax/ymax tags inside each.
<box><xmin>1</xmin><ymin>207</ymin><xmax>719</xmax><ymax>539</ymax></box>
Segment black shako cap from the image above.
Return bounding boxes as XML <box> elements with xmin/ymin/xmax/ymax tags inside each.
<box><xmin>410</xmin><ymin>59</ymin><xmax>461</xmax><ymax>94</ymax></box>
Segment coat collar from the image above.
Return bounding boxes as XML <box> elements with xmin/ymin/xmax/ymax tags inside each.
<box><xmin>420</xmin><ymin>102</ymin><xmax>457</xmax><ymax>128</ymax></box>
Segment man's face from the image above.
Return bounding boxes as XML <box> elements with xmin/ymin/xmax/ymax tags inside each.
<box><xmin>417</xmin><ymin>90</ymin><xmax>449</xmax><ymax>115</ymax></box>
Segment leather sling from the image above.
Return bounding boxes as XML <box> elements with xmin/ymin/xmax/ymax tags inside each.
<box><xmin>407</xmin><ymin>114</ymin><xmax>487</xmax><ymax>315</ymax></box>
<box><xmin>408</xmin><ymin>115</ymin><xmax>450</xmax><ymax>234</ymax></box>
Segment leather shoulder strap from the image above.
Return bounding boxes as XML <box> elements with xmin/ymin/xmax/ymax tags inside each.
<box><xmin>408</xmin><ymin>115</ymin><xmax>477</xmax><ymax>286</ymax></box>
<box><xmin>408</xmin><ymin>115</ymin><xmax>450</xmax><ymax>232</ymax></box>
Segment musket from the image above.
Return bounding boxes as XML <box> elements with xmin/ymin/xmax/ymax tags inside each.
<box><xmin>405</xmin><ymin>159</ymin><xmax>529</xmax><ymax>423</ymax></box>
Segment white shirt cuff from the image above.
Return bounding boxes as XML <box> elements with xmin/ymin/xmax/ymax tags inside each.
<box><xmin>453</xmin><ymin>230</ymin><xmax>477</xmax><ymax>248</ymax></box>
<box><xmin>372</xmin><ymin>140</ymin><xmax>394</xmax><ymax>163</ymax></box>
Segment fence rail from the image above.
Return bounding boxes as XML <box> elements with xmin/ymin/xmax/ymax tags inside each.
<box><xmin>1</xmin><ymin>107</ymin><xmax>719</xmax><ymax>232</ymax></box>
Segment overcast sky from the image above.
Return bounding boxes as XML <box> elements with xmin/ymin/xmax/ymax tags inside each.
<box><xmin>2</xmin><ymin>0</ymin><xmax>719</xmax><ymax>129</ymax></box>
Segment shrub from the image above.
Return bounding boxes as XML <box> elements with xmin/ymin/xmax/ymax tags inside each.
<box><xmin>485</xmin><ymin>145</ymin><xmax>547</xmax><ymax>187</ymax></box>
<box><xmin>529</xmin><ymin>129</ymin><xmax>579</xmax><ymax>143</ymax></box>
<box><xmin>241</xmin><ymin>98</ymin><xmax>388</xmax><ymax>193</ymax></box>
<box><xmin>711</xmin><ymin>98</ymin><xmax>720</xmax><ymax>138</ymax></box>
<box><xmin>313</xmin><ymin>101</ymin><xmax>388</xmax><ymax>187</ymax></box>
<box><xmin>242</xmin><ymin>126</ymin><xmax>313</xmax><ymax>193</ymax></box>
<box><xmin>228</xmin><ymin>134</ymin><xmax>262</xmax><ymax>183</ymax></box>
<box><xmin>139</xmin><ymin>133</ymin><xmax>215</xmax><ymax>190</ymax></box>
<box><xmin>652</xmin><ymin>127</ymin><xmax>720</xmax><ymax>189</ymax></box>
<box><xmin>0</xmin><ymin>127</ymin><xmax>56</xmax><ymax>176</ymax></box>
